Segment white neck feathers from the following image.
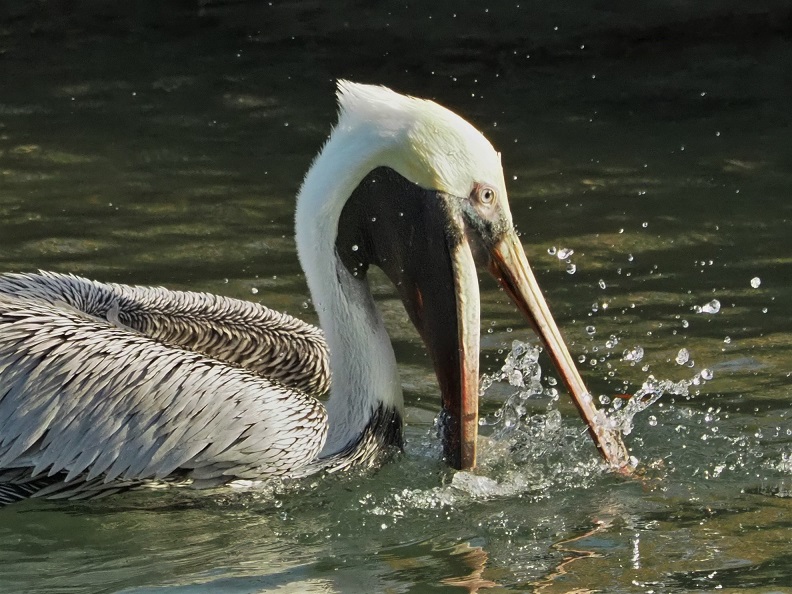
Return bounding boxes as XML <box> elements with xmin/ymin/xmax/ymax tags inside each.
<box><xmin>294</xmin><ymin>80</ymin><xmax>505</xmax><ymax>455</ymax></box>
<box><xmin>295</xmin><ymin>83</ymin><xmax>408</xmax><ymax>455</ymax></box>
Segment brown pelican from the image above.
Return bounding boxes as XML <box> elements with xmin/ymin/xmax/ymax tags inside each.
<box><xmin>0</xmin><ymin>82</ymin><xmax>630</xmax><ymax>504</ymax></box>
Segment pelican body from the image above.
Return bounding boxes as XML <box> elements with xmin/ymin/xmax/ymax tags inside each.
<box><xmin>0</xmin><ymin>82</ymin><xmax>630</xmax><ymax>504</ymax></box>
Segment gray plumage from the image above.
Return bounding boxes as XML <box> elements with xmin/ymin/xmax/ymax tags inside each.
<box><xmin>0</xmin><ymin>272</ymin><xmax>394</xmax><ymax>504</ymax></box>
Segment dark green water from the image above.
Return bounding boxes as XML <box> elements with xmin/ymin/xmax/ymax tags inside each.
<box><xmin>1</xmin><ymin>3</ymin><xmax>792</xmax><ymax>592</ymax></box>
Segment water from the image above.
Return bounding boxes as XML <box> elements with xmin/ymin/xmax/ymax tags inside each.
<box><xmin>2</xmin><ymin>3</ymin><xmax>792</xmax><ymax>592</ymax></box>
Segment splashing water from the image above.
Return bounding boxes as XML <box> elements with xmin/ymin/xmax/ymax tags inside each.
<box><xmin>604</xmin><ymin>371</ymin><xmax>713</xmax><ymax>437</ymax></box>
<box><xmin>399</xmin><ymin>339</ymin><xmax>726</xmax><ymax>508</ymax></box>
<box><xmin>479</xmin><ymin>340</ymin><xmax>716</xmax><ymax>466</ymax></box>
<box><xmin>477</xmin><ymin>340</ymin><xmax>614</xmax><ymax>486</ymax></box>
<box><xmin>479</xmin><ymin>340</ymin><xmax>545</xmax><ymax>434</ymax></box>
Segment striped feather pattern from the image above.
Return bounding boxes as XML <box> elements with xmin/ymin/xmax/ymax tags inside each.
<box><xmin>0</xmin><ymin>272</ymin><xmax>330</xmax><ymax>395</ymax></box>
<box><xmin>0</xmin><ymin>273</ymin><xmax>338</xmax><ymax>502</ymax></box>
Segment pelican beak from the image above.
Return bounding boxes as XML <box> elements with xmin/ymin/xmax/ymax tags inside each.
<box><xmin>338</xmin><ymin>168</ymin><xmax>631</xmax><ymax>472</ymax></box>
<box><xmin>336</xmin><ymin>169</ymin><xmax>484</xmax><ymax>470</ymax></box>
<box><xmin>384</xmin><ymin>197</ymin><xmax>482</xmax><ymax>471</ymax></box>
<box><xmin>435</xmin><ymin>218</ymin><xmax>481</xmax><ymax>470</ymax></box>
<box><xmin>487</xmin><ymin>230</ymin><xmax>632</xmax><ymax>469</ymax></box>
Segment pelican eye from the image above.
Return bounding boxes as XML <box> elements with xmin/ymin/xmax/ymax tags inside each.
<box><xmin>474</xmin><ymin>184</ymin><xmax>497</xmax><ymax>205</ymax></box>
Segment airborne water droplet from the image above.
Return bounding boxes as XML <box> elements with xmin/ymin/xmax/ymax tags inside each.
<box><xmin>623</xmin><ymin>346</ymin><xmax>644</xmax><ymax>362</ymax></box>
<box><xmin>750</xmin><ymin>277</ymin><xmax>761</xmax><ymax>288</ymax></box>
<box><xmin>675</xmin><ymin>348</ymin><xmax>690</xmax><ymax>365</ymax></box>
<box><xmin>696</xmin><ymin>299</ymin><xmax>721</xmax><ymax>314</ymax></box>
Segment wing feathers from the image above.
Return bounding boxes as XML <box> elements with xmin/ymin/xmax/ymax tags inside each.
<box><xmin>0</xmin><ymin>286</ymin><xmax>328</xmax><ymax>501</ymax></box>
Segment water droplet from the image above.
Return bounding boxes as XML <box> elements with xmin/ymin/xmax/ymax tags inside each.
<box><xmin>627</xmin><ymin>254</ymin><xmax>634</xmax><ymax>262</ymax></box>
<box><xmin>642</xmin><ymin>222</ymin><xmax>648</xmax><ymax>228</ymax></box>
<box><xmin>558</xmin><ymin>247</ymin><xmax>574</xmax><ymax>259</ymax></box>
<box><xmin>648</xmin><ymin>415</ymin><xmax>658</xmax><ymax>426</ymax></box>
<box><xmin>578</xmin><ymin>354</ymin><xmax>586</xmax><ymax>363</ymax></box>
<box><xmin>351</xmin><ymin>244</ymin><xmax>359</xmax><ymax>252</ymax></box>
<box><xmin>547</xmin><ymin>246</ymin><xmax>557</xmax><ymax>256</ymax></box>
<box><xmin>566</xmin><ymin>263</ymin><xmax>577</xmax><ymax>274</ymax></box>
<box><xmin>681</xmin><ymin>319</ymin><xmax>689</xmax><ymax>328</ymax></box>
<box><xmin>723</xmin><ymin>336</ymin><xmax>731</xmax><ymax>344</ymax></box>
<box><xmin>598</xmin><ymin>279</ymin><xmax>607</xmax><ymax>289</ymax></box>
<box><xmin>371</xmin><ymin>217</ymin><xmax>377</xmax><ymax>222</ymax></box>
<box><xmin>700</xmin><ymin>369</ymin><xmax>714</xmax><ymax>380</ymax></box>
<box><xmin>675</xmin><ymin>348</ymin><xmax>690</xmax><ymax>365</ymax></box>
<box><xmin>599</xmin><ymin>395</ymin><xmax>611</xmax><ymax>405</ymax></box>
<box><xmin>585</xmin><ymin>325</ymin><xmax>596</xmax><ymax>335</ymax></box>
<box><xmin>250</xmin><ymin>287</ymin><xmax>259</xmax><ymax>294</ymax></box>
<box><xmin>750</xmin><ymin>277</ymin><xmax>761</xmax><ymax>288</ymax></box>
<box><xmin>508</xmin><ymin>369</ymin><xmax>523</xmax><ymax>387</ymax></box>
<box><xmin>696</xmin><ymin>299</ymin><xmax>720</xmax><ymax>314</ymax></box>
<box><xmin>623</xmin><ymin>346</ymin><xmax>644</xmax><ymax>362</ymax></box>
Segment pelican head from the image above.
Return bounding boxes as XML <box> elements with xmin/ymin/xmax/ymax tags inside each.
<box><xmin>296</xmin><ymin>82</ymin><xmax>629</xmax><ymax>471</ymax></box>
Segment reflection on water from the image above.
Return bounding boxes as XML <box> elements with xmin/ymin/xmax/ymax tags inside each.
<box><xmin>2</xmin><ymin>2</ymin><xmax>792</xmax><ymax>592</ymax></box>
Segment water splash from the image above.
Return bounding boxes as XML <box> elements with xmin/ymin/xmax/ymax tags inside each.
<box><xmin>384</xmin><ymin>340</ymin><xmax>727</xmax><ymax>509</ymax></box>
<box><xmin>479</xmin><ymin>344</ymin><xmax>615</xmax><ymax>477</ymax></box>
<box><xmin>480</xmin><ymin>340</ymin><xmax>717</xmax><ymax>465</ymax></box>
<box><xmin>604</xmin><ymin>372</ymin><xmax>711</xmax><ymax>437</ymax></box>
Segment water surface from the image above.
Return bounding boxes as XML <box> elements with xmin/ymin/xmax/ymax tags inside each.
<box><xmin>1</xmin><ymin>4</ymin><xmax>791</xmax><ymax>592</ymax></box>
